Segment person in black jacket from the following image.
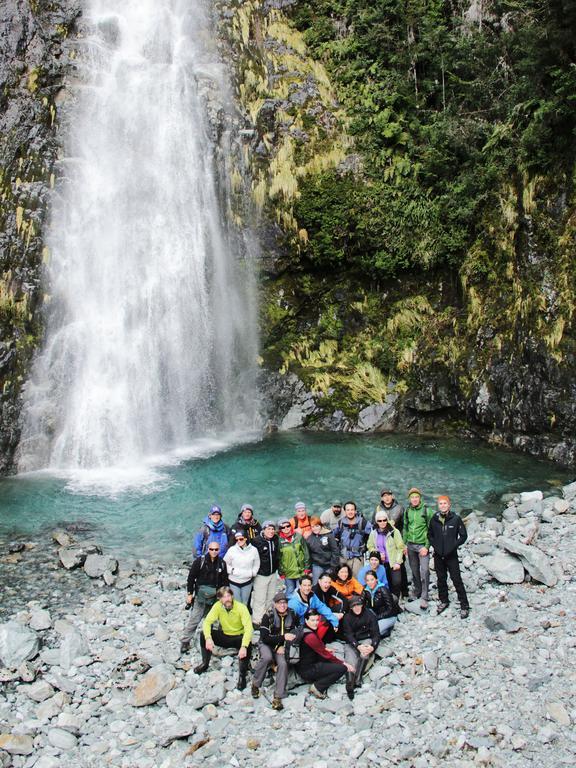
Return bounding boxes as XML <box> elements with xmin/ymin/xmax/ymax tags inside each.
<box><xmin>180</xmin><ymin>543</ymin><xmax>229</xmax><ymax>653</ymax></box>
<box><xmin>297</xmin><ymin>610</ymin><xmax>354</xmax><ymax>700</ymax></box>
<box><xmin>251</xmin><ymin>521</ymin><xmax>281</xmax><ymax>626</ymax></box>
<box><xmin>362</xmin><ymin>570</ymin><xmax>400</xmax><ymax>638</ymax></box>
<box><xmin>230</xmin><ymin>504</ymin><xmax>262</xmax><ymax>543</ymax></box>
<box><xmin>251</xmin><ymin>592</ymin><xmax>298</xmax><ymax>710</ymax></box>
<box><xmin>341</xmin><ymin>595</ymin><xmax>380</xmax><ymax>698</ymax></box>
<box><xmin>428</xmin><ymin>495</ymin><xmax>470</xmax><ymax>618</ymax></box>
<box><xmin>307</xmin><ymin>518</ymin><xmax>340</xmax><ymax>584</ymax></box>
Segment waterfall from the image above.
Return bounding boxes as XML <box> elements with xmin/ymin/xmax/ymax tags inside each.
<box><xmin>17</xmin><ymin>0</ymin><xmax>261</xmax><ymax>476</ymax></box>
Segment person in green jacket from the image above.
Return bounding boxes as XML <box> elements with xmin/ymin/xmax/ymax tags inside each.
<box><xmin>195</xmin><ymin>586</ymin><xmax>253</xmax><ymax>690</ymax></box>
<box><xmin>403</xmin><ymin>488</ymin><xmax>435</xmax><ymax>610</ymax></box>
<box><xmin>277</xmin><ymin>518</ymin><xmax>311</xmax><ymax>597</ymax></box>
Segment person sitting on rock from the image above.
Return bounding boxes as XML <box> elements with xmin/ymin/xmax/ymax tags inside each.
<box><xmin>362</xmin><ymin>569</ymin><xmax>400</xmax><ymax>637</ymax></box>
<box><xmin>278</xmin><ymin>518</ymin><xmax>311</xmax><ymax>597</ymax></box>
<box><xmin>307</xmin><ymin>517</ymin><xmax>340</xmax><ymax>584</ymax></box>
<box><xmin>403</xmin><ymin>488</ymin><xmax>435</xmax><ymax>610</ymax></box>
<box><xmin>313</xmin><ymin>571</ymin><xmax>346</xmax><ymax>616</ymax></box>
<box><xmin>340</xmin><ymin>594</ymin><xmax>380</xmax><ymax>698</ymax></box>
<box><xmin>334</xmin><ymin>501</ymin><xmax>372</xmax><ymax>576</ymax></box>
<box><xmin>296</xmin><ymin>609</ymin><xmax>354</xmax><ymax>700</ymax></box>
<box><xmin>367</xmin><ymin>512</ymin><xmax>405</xmax><ymax>599</ymax></box>
<box><xmin>230</xmin><ymin>503</ymin><xmax>262</xmax><ymax>543</ymax></box>
<box><xmin>320</xmin><ymin>500</ymin><xmax>343</xmax><ymax>532</ymax></box>
<box><xmin>180</xmin><ymin>541</ymin><xmax>229</xmax><ymax>654</ymax></box>
<box><xmin>428</xmin><ymin>495</ymin><xmax>470</xmax><ymax>619</ymax></box>
<box><xmin>357</xmin><ymin>551</ymin><xmax>389</xmax><ymax>588</ymax></box>
<box><xmin>288</xmin><ymin>575</ymin><xmax>339</xmax><ymax>639</ymax></box>
<box><xmin>195</xmin><ymin>586</ymin><xmax>253</xmax><ymax>690</ymax></box>
<box><xmin>290</xmin><ymin>501</ymin><xmax>313</xmax><ymax>539</ymax></box>
<box><xmin>331</xmin><ymin>563</ymin><xmax>363</xmax><ymax>605</ymax></box>
<box><xmin>251</xmin><ymin>592</ymin><xmax>299</xmax><ymax>710</ymax></box>
<box><xmin>223</xmin><ymin>531</ymin><xmax>260</xmax><ymax>606</ymax></box>
<box><xmin>193</xmin><ymin>504</ymin><xmax>232</xmax><ymax>558</ymax></box>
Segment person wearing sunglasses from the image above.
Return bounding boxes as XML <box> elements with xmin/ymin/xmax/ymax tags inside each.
<box><xmin>180</xmin><ymin>540</ymin><xmax>229</xmax><ymax>654</ymax></box>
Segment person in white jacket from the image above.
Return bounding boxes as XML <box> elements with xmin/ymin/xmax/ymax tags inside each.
<box><xmin>224</xmin><ymin>532</ymin><xmax>261</xmax><ymax>606</ymax></box>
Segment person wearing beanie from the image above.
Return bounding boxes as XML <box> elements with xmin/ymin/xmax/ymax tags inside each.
<box><xmin>193</xmin><ymin>504</ymin><xmax>232</xmax><ymax>558</ymax></box>
<box><xmin>290</xmin><ymin>501</ymin><xmax>313</xmax><ymax>539</ymax></box>
<box><xmin>320</xmin><ymin>501</ymin><xmax>343</xmax><ymax>531</ymax></box>
<box><xmin>403</xmin><ymin>488</ymin><xmax>435</xmax><ymax>610</ymax></box>
<box><xmin>251</xmin><ymin>520</ymin><xmax>281</xmax><ymax>626</ymax></box>
<box><xmin>373</xmin><ymin>488</ymin><xmax>409</xmax><ymax>598</ymax></box>
<box><xmin>277</xmin><ymin>518</ymin><xmax>311</xmax><ymax>597</ymax></box>
<box><xmin>367</xmin><ymin>513</ymin><xmax>405</xmax><ymax>598</ymax></box>
<box><xmin>251</xmin><ymin>592</ymin><xmax>298</xmax><ymax>710</ymax></box>
<box><xmin>307</xmin><ymin>517</ymin><xmax>340</xmax><ymax>584</ymax></box>
<box><xmin>230</xmin><ymin>503</ymin><xmax>262</xmax><ymax>543</ymax></box>
<box><xmin>428</xmin><ymin>495</ymin><xmax>470</xmax><ymax>619</ymax></box>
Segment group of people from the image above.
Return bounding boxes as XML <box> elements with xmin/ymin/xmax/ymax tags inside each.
<box><xmin>180</xmin><ymin>487</ymin><xmax>470</xmax><ymax>708</ymax></box>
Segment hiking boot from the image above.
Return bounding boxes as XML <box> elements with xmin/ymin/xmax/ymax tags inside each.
<box><xmin>436</xmin><ymin>602</ymin><xmax>449</xmax><ymax>615</ymax></box>
<box><xmin>251</xmin><ymin>684</ymin><xmax>260</xmax><ymax>699</ymax></box>
<box><xmin>460</xmin><ymin>608</ymin><xmax>470</xmax><ymax>619</ymax></box>
<box><xmin>272</xmin><ymin>697</ymin><xmax>284</xmax><ymax>711</ymax></box>
<box><xmin>237</xmin><ymin>671</ymin><xmax>248</xmax><ymax>691</ymax></box>
<box><xmin>345</xmin><ymin>671</ymin><xmax>355</xmax><ymax>701</ymax></box>
<box><xmin>308</xmin><ymin>684</ymin><xmax>327</xmax><ymax>700</ymax></box>
<box><xmin>193</xmin><ymin>663</ymin><xmax>209</xmax><ymax>675</ymax></box>
<box><xmin>180</xmin><ymin>640</ymin><xmax>190</xmax><ymax>654</ymax></box>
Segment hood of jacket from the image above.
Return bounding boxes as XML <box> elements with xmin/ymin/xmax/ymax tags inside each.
<box><xmin>364</xmin><ymin>580</ymin><xmax>388</xmax><ymax>595</ymax></box>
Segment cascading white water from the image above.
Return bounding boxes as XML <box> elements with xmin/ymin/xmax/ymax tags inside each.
<box><xmin>17</xmin><ymin>0</ymin><xmax>260</xmax><ymax>475</ymax></box>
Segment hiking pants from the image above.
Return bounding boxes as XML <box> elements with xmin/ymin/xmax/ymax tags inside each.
<box><xmin>298</xmin><ymin>661</ymin><xmax>346</xmax><ymax>693</ymax></box>
<box><xmin>181</xmin><ymin>600</ymin><xmax>211</xmax><ymax>642</ymax></box>
<box><xmin>251</xmin><ymin>573</ymin><xmax>281</xmax><ymax>624</ymax></box>
<box><xmin>253</xmin><ymin>643</ymin><xmax>288</xmax><ymax>698</ymax></box>
<box><xmin>407</xmin><ymin>542</ymin><xmax>430</xmax><ymax>601</ymax></box>
<box><xmin>434</xmin><ymin>551</ymin><xmax>469</xmax><ymax>609</ymax></box>
<box><xmin>384</xmin><ymin>563</ymin><xmax>402</xmax><ymax>598</ymax></box>
<box><xmin>229</xmin><ymin>581</ymin><xmax>253</xmax><ymax>607</ymax></box>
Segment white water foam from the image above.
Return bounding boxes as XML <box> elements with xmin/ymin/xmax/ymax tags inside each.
<box><xmin>17</xmin><ymin>0</ymin><xmax>261</xmax><ymax>484</ymax></box>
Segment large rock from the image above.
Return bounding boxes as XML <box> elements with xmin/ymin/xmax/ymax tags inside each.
<box><xmin>0</xmin><ymin>734</ymin><xmax>34</xmax><ymax>755</ymax></box>
<box><xmin>29</xmin><ymin>608</ymin><xmax>52</xmax><ymax>631</ymax></box>
<box><xmin>22</xmin><ymin>679</ymin><xmax>55</xmax><ymax>702</ymax></box>
<box><xmin>59</xmin><ymin>630</ymin><xmax>89</xmax><ymax>671</ymax></box>
<box><xmin>156</xmin><ymin>721</ymin><xmax>196</xmax><ymax>747</ymax></box>
<box><xmin>484</xmin><ymin>608</ymin><xmax>522</xmax><ymax>633</ymax></box>
<box><xmin>479</xmin><ymin>553</ymin><xmax>525</xmax><ymax>584</ymax></box>
<box><xmin>355</xmin><ymin>395</ymin><xmax>398</xmax><ymax>432</ymax></box>
<box><xmin>561</xmin><ymin>480</ymin><xmax>576</xmax><ymax>501</ymax></box>
<box><xmin>58</xmin><ymin>546</ymin><xmax>87</xmax><ymax>570</ymax></box>
<box><xmin>0</xmin><ymin>622</ymin><xmax>40</xmax><ymax>669</ymax></box>
<box><xmin>498</xmin><ymin>537</ymin><xmax>557</xmax><ymax>587</ymax></box>
<box><xmin>132</xmin><ymin>663</ymin><xmax>175</xmax><ymax>706</ymax></box>
<box><xmin>84</xmin><ymin>554</ymin><xmax>118</xmax><ymax>578</ymax></box>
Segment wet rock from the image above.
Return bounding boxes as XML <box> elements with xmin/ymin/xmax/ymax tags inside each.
<box><xmin>58</xmin><ymin>546</ymin><xmax>87</xmax><ymax>570</ymax></box>
<box><xmin>0</xmin><ymin>733</ymin><xmax>34</xmax><ymax>755</ymax></box>
<box><xmin>84</xmin><ymin>554</ymin><xmax>118</xmax><ymax>578</ymax></box>
<box><xmin>479</xmin><ymin>553</ymin><xmax>525</xmax><ymax>583</ymax></box>
<box><xmin>52</xmin><ymin>530</ymin><xmax>73</xmax><ymax>547</ymax></box>
<box><xmin>498</xmin><ymin>537</ymin><xmax>557</xmax><ymax>586</ymax></box>
<box><xmin>8</xmin><ymin>541</ymin><xmax>25</xmax><ymax>553</ymax></box>
<box><xmin>132</xmin><ymin>663</ymin><xmax>175</xmax><ymax>706</ymax></box>
<box><xmin>0</xmin><ymin>621</ymin><xmax>40</xmax><ymax>668</ymax></box>
<box><xmin>484</xmin><ymin>608</ymin><xmax>522</xmax><ymax>633</ymax></box>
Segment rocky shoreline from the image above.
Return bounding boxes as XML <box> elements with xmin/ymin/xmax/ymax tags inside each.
<box><xmin>1</xmin><ymin>483</ymin><xmax>575</xmax><ymax>768</ymax></box>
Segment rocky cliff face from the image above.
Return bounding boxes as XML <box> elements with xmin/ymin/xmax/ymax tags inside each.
<box><xmin>0</xmin><ymin>0</ymin><xmax>80</xmax><ymax>472</ymax></box>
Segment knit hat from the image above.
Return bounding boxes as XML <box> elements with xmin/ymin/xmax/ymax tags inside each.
<box><xmin>273</xmin><ymin>592</ymin><xmax>288</xmax><ymax>603</ymax></box>
<box><xmin>349</xmin><ymin>595</ymin><xmax>363</xmax><ymax>608</ymax></box>
<box><xmin>407</xmin><ymin>487</ymin><xmax>422</xmax><ymax>498</ymax></box>
<box><xmin>294</xmin><ymin>501</ymin><xmax>306</xmax><ymax>511</ymax></box>
<box><xmin>241</xmin><ymin>503</ymin><xmax>254</xmax><ymax>513</ymax></box>
<box><xmin>278</xmin><ymin>518</ymin><xmax>292</xmax><ymax>528</ymax></box>
<box><xmin>310</xmin><ymin>516</ymin><xmax>322</xmax><ymax>526</ymax></box>
<box><xmin>380</xmin><ymin>488</ymin><xmax>393</xmax><ymax>496</ymax></box>
<box><xmin>437</xmin><ymin>495</ymin><xmax>451</xmax><ymax>504</ymax></box>
<box><xmin>262</xmin><ymin>520</ymin><xmax>276</xmax><ymax>528</ymax></box>
<box><xmin>209</xmin><ymin>504</ymin><xmax>222</xmax><ymax>515</ymax></box>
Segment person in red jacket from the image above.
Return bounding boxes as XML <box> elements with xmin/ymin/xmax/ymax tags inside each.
<box><xmin>296</xmin><ymin>609</ymin><xmax>354</xmax><ymax>699</ymax></box>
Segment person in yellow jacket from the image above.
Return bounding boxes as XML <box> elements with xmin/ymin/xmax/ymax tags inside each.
<box><xmin>194</xmin><ymin>586</ymin><xmax>253</xmax><ymax>690</ymax></box>
<box><xmin>367</xmin><ymin>512</ymin><xmax>405</xmax><ymax>599</ymax></box>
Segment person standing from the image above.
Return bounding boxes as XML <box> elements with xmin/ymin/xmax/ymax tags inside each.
<box><xmin>290</xmin><ymin>502</ymin><xmax>313</xmax><ymax>539</ymax></box>
<box><xmin>428</xmin><ymin>495</ymin><xmax>470</xmax><ymax>619</ymax></box>
<box><xmin>307</xmin><ymin>517</ymin><xmax>340</xmax><ymax>583</ymax></box>
<box><xmin>334</xmin><ymin>501</ymin><xmax>372</xmax><ymax>577</ymax></box>
<box><xmin>374</xmin><ymin>489</ymin><xmax>408</xmax><ymax>597</ymax></box>
<box><xmin>252</xmin><ymin>521</ymin><xmax>280</xmax><ymax>626</ymax></box>
<box><xmin>251</xmin><ymin>592</ymin><xmax>298</xmax><ymax>710</ymax></box>
<box><xmin>277</xmin><ymin>518</ymin><xmax>310</xmax><ymax>597</ymax></box>
<box><xmin>230</xmin><ymin>503</ymin><xmax>262</xmax><ymax>543</ymax></box>
<box><xmin>223</xmin><ymin>531</ymin><xmax>260</xmax><ymax>605</ymax></box>
<box><xmin>320</xmin><ymin>501</ymin><xmax>343</xmax><ymax>531</ymax></box>
<box><xmin>403</xmin><ymin>488</ymin><xmax>434</xmax><ymax>610</ymax></box>
<box><xmin>296</xmin><ymin>609</ymin><xmax>354</xmax><ymax>700</ymax></box>
<box><xmin>193</xmin><ymin>505</ymin><xmax>232</xmax><ymax>558</ymax></box>
<box><xmin>366</xmin><ymin>514</ymin><xmax>404</xmax><ymax>597</ymax></box>
<box><xmin>195</xmin><ymin>587</ymin><xmax>253</xmax><ymax>690</ymax></box>
<box><xmin>180</xmin><ymin>541</ymin><xmax>229</xmax><ymax>654</ymax></box>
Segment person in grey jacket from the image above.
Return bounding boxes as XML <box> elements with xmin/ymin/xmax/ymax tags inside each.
<box><xmin>307</xmin><ymin>517</ymin><xmax>340</xmax><ymax>583</ymax></box>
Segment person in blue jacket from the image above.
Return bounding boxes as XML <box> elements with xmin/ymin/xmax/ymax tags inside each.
<box><xmin>288</xmin><ymin>575</ymin><xmax>339</xmax><ymax>636</ymax></box>
<box><xmin>194</xmin><ymin>505</ymin><xmax>232</xmax><ymax>558</ymax></box>
<box><xmin>357</xmin><ymin>552</ymin><xmax>389</xmax><ymax>587</ymax></box>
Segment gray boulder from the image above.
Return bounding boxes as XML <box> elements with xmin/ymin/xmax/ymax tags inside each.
<box><xmin>498</xmin><ymin>537</ymin><xmax>557</xmax><ymax>587</ymax></box>
<box><xmin>0</xmin><ymin>622</ymin><xmax>40</xmax><ymax>669</ymax></box>
<box><xmin>58</xmin><ymin>546</ymin><xmax>87</xmax><ymax>570</ymax></box>
<box><xmin>84</xmin><ymin>554</ymin><xmax>118</xmax><ymax>578</ymax></box>
<box><xmin>59</xmin><ymin>630</ymin><xmax>89</xmax><ymax>671</ymax></box>
<box><xmin>484</xmin><ymin>608</ymin><xmax>522</xmax><ymax>633</ymax></box>
<box><xmin>132</xmin><ymin>663</ymin><xmax>175</xmax><ymax>706</ymax></box>
<box><xmin>479</xmin><ymin>553</ymin><xmax>525</xmax><ymax>584</ymax></box>
<box><xmin>29</xmin><ymin>608</ymin><xmax>52</xmax><ymax>631</ymax></box>
<box><xmin>22</xmin><ymin>679</ymin><xmax>55</xmax><ymax>702</ymax></box>
<box><xmin>0</xmin><ymin>734</ymin><xmax>34</xmax><ymax>755</ymax></box>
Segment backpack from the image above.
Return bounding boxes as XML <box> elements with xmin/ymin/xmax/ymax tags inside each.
<box><xmin>336</xmin><ymin>517</ymin><xmax>370</xmax><ymax>557</ymax></box>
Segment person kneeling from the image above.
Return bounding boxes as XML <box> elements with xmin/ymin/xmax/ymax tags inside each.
<box><xmin>341</xmin><ymin>595</ymin><xmax>380</xmax><ymax>699</ymax></box>
<box><xmin>296</xmin><ymin>609</ymin><xmax>354</xmax><ymax>700</ymax></box>
<box><xmin>251</xmin><ymin>592</ymin><xmax>298</xmax><ymax>710</ymax></box>
<box><xmin>195</xmin><ymin>587</ymin><xmax>253</xmax><ymax>690</ymax></box>
<box><xmin>362</xmin><ymin>570</ymin><xmax>400</xmax><ymax>637</ymax></box>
